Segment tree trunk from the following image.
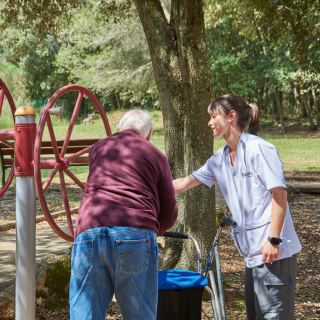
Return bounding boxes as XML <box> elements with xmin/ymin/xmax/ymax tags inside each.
<box><xmin>258</xmin><ymin>82</ymin><xmax>264</xmax><ymax>110</ymax></box>
<box><xmin>115</xmin><ymin>93</ymin><xmax>123</xmax><ymax>110</ymax></box>
<box><xmin>301</xmin><ymin>89</ymin><xmax>316</xmax><ymax>131</ymax></box>
<box><xmin>110</xmin><ymin>92</ymin><xmax>118</xmax><ymax>110</ymax></box>
<box><xmin>288</xmin><ymin>90</ymin><xmax>295</xmax><ymax>114</ymax></box>
<box><xmin>265</xmin><ymin>85</ymin><xmax>269</xmax><ymax>115</ymax></box>
<box><xmin>274</xmin><ymin>89</ymin><xmax>286</xmax><ymax>134</ymax></box>
<box><xmin>294</xmin><ymin>82</ymin><xmax>304</xmax><ymax>116</ymax></box>
<box><xmin>271</xmin><ymin>93</ymin><xmax>277</xmax><ymax>118</ymax></box>
<box><xmin>133</xmin><ymin>0</ymin><xmax>216</xmax><ymax>271</ymax></box>
<box><xmin>312</xmin><ymin>88</ymin><xmax>320</xmax><ymax>128</ymax></box>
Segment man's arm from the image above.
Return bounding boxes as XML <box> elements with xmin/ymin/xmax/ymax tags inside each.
<box><xmin>173</xmin><ymin>174</ymin><xmax>202</xmax><ymax>194</ymax></box>
<box><xmin>261</xmin><ymin>187</ymin><xmax>287</xmax><ymax>263</ymax></box>
<box><xmin>157</xmin><ymin>160</ymin><xmax>179</xmax><ymax>236</ymax></box>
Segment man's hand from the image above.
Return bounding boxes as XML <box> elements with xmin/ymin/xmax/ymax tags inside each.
<box><xmin>261</xmin><ymin>240</ymin><xmax>279</xmax><ymax>263</ymax></box>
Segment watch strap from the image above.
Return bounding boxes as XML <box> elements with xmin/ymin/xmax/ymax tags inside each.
<box><xmin>267</xmin><ymin>236</ymin><xmax>282</xmax><ymax>245</ymax></box>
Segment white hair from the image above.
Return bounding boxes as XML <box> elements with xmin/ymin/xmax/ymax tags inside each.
<box><xmin>118</xmin><ymin>109</ymin><xmax>153</xmax><ymax>138</ymax></box>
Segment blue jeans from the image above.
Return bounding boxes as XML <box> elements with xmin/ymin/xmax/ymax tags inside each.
<box><xmin>69</xmin><ymin>226</ymin><xmax>159</xmax><ymax>320</ymax></box>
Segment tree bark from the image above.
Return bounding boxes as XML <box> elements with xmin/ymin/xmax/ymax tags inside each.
<box><xmin>265</xmin><ymin>85</ymin><xmax>269</xmax><ymax>115</ymax></box>
<box><xmin>301</xmin><ymin>89</ymin><xmax>316</xmax><ymax>131</ymax></box>
<box><xmin>312</xmin><ymin>88</ymin><xmax>320</xmax><ymax>128</ymax></box>
<box><xmin>288</xmin><ymin>91</ymin><xmax>295</xmax><ymax>114</ymax></box>
<box><xmin>274</xmin><ymin>89</ymin><xmax>286</xmax><ymax>134</ymax></box>
<box><xmin>115</xmin><ymin>93</ymin><xmax>123</xmax><ymax>110</ymax></box>
<box><xmin>132</xmin><ymin>0</ymin><xmax>216</xmax><ymax>271</ymax></box>
<box><xmin>293</xmin><ymin>82</ymin><xmax>304</xmax><ymax>116</ymax></box>
<box><xmin>258</xmin><ymin>82</ymin><xmax>264</xmax><ymax>110</ymax></box>
<box><xmin>110</xmin><ymin>92</ymin><xmax>118</xmax><ymax>110</ymax></box>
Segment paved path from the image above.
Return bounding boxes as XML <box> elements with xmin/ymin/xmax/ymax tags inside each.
<box><xmin>0</xmin><ymin>187</ymin><xmax>226</xmax><ymax>290</ymax></box>
<box><xmin>0</xmin><ymin>217</ymin><xmax>76</xmax><ymax>290</ymax></box>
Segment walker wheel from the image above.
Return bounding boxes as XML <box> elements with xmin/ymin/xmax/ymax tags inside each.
<box><xmin>0</xmin><ymin>78</ymin><xmax>16</xmax><ymax>198</ymax></box>
<box><xmin>34</xmin><ymin>85</ymin><xmax>112</xmax><ymax>242</ymax></box>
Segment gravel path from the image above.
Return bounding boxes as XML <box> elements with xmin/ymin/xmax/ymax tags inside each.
<box><xmin>1</xmin><ymin>184</ymin><xmax>319</xmax><ymax>319</ymax></box>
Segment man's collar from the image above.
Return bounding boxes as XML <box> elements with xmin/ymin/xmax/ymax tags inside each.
<box><xmin>121</xmin><ymin>128</ymin><xmax>141</xmax><ymax>136</ymax></box>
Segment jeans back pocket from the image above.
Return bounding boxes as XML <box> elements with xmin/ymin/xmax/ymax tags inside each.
<box><xmin>71</xmin><ymin>240</ymin><xmax>93</xmax><ymax>276</ymax></box>
<box><xmin>117</xmin><ymin>238</ymin><xmax>150</xmax><ymax>274</ymax></box>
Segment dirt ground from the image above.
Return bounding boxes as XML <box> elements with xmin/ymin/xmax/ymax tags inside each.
<box><xmin>30</xmin><ymin>192</ymin><xmax>320</xmax><ymax>320</ymax></box>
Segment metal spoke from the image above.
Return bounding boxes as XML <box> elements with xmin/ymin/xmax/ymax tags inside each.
<box><xmin>46</xmin><ymin>115</ymin><xmax>60</xmax><ymax>162</ymax></box>
<box><xmin>0</xmin><ymin>89</ymin><xmax>4</xmax><ymax>116</ymax></box>
<box><xmin>63</xmin><ymin>168</ymin><xmax>85</xmax><ymax>190</ymax></box>
<box><xmin>66</xmin><ymin>145</ymin><xmax>93</xmax><ymax>162</ymax></box>
<box><xmin>42</xmin><ymin>163</ymin><xmax>60</xmax><ymax>192</ymax></box>
<box><xmin>59</xmin><ymin>170</ymin><xmax>74</xmax><ymax>237</ymax></box>
<box><xmin>60</xmin><ymin>91</ymin><xmax>83</xmax><ymax>158</ymax></box>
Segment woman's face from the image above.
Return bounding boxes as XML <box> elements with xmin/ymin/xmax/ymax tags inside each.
<box><xmin>208</xmin><ymin>112</ymin><xmax>230</xmax><ymax>138</ymax></box>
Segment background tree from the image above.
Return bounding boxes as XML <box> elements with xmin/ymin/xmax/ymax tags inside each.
<box><xmin>204</xmin><ymin>0</ymin><xmax>320</xmax><ymax>131</ymax></box>
<box><xmin>0</xmin><ymin>16</ymin><xmax>69</xmax><ymax>101</ymax></box>
<box><xmin>55</xmin><ymin>1</ymin><xmax>158</xmax><ymax>110</ymax></box>
<box><xmin>1</xmin><ymin>0</ymin><xmax>320</xmax><ymax>268</ymax></box>
<box><xmin>0</xmin><ymin>0</ymin><xmax>216</xmax><ymax>270</ymax></box>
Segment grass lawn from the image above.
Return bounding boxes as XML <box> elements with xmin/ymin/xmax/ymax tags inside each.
<box><xmin>214</xmin><ymin>134</ymin><xmax>320</xmax><ymax>171</ymax></box>
<box><xmin>2</xmin><ymin>109</ymin><xmax>320</xmax><ymax>185</ymax></box>
<box><xmin>1</xmin><ymin>108</ymin><xmax>320</xmax><ymax>219</ymax></box>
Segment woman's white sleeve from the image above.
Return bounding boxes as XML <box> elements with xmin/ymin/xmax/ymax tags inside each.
<box><xmin>255</xmin><ymin>142</ymin><xmax>286</xmax><ymax>191</ymax></box>
<box><xmin>192</xmin><ymin>158</ymin><xmax>217</xmax><ymax>188</ymax></box>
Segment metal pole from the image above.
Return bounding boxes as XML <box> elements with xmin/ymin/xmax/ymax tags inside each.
<box><xmin>215</xmin><ymin>245</ymin><xmax>226</xmax><ymax>320</ymax></box>
<box><xmin>14</xmin><ymin>107</ymin><xmax>37</xmax><ymax>320</ymax></box>
<box><xmin>209</xmin><ymin>269</ymin><xmax>222</xmax><ymax>320</ymax></box>
<box><xmin>204</xmin><ymin>286</ymin><xmax>217</xmax><ymax>320</ymax></box>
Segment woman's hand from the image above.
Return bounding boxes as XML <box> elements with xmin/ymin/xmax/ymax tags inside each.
<box><xmin>261</xmin><ymin>240</ymin><xmax>279</xmax><ymax>263</ymax></box>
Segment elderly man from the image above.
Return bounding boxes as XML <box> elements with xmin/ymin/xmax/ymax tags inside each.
<box><xmin>69</xmin><ymin>109</ymin><xmax>178</xmax><ymax>320</ymax></box>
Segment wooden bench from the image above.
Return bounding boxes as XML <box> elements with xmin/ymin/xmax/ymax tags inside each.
<box><xmin>0</xmin><ymin>139</ymin><xmax>100</xmax><ymax>185</ymax></box>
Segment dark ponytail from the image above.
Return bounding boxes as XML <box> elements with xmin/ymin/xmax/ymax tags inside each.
<box><xmin>208</xmin><ymin>94</ymin><xmax>261</xmax><ymax>135</ymax></box>
<box><xmin>247</xmin><ymin>103</ymin><xmax>261</xmax><ymax>135</ymax></box>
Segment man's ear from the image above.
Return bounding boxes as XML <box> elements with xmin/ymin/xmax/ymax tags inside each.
<box><xmin>146</xmin><ymin>129</ymin><xmax>153</xmax><ymax>141</ymax></box>
<box><xmin>117</xmin><ymin>124</ymin><xmax>120</xmax><ymax>132</ymax></box>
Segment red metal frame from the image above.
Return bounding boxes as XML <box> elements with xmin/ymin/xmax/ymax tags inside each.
<box><xmin>0</xmin><ymin>79</ymin><xmax>16</xmax><ymax>197</ymax></box>
<box><xmin>34</xmin><ymin>85</ymin><xmax>112</xmax><ymax>242</ymax></box>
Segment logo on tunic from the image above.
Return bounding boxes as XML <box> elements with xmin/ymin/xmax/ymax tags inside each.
<box><xmin>242</xmin><ymin>171</ymin><xmax>253</xmax><ymax>177</ymax></box>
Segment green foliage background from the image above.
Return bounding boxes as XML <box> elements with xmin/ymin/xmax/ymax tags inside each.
<box><xmin>0</xmin><ymin>0</ymin><xmax>319</xmax><ymax>121</ymax></box>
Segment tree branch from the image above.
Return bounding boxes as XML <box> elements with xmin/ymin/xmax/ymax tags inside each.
<box><xmin>160</xmin><ymin>0</ymin><xmax>170</xmax><ymax>23</ymax></box>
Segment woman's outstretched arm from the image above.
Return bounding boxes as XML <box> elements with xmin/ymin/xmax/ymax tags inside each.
<box><xmin>173</xmin><ymin>174</ymin><xmax>202</xmax><ymax>194</ymax></box>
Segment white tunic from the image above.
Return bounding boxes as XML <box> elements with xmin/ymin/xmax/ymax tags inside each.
<box><xmin>192</xmin><ymin>132</ymin><xmax>302</xmax><ymax>268</ymax></box>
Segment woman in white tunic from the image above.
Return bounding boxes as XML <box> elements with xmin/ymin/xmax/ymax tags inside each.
<box><xmin>173</xmin><ymin>94</ymin><xmax>301</xmax><ymax>320</ymax></box>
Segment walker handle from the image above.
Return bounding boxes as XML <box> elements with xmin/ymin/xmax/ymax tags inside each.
<box><xmin>220</xmin><ymin>215</ymin><xmax>237</xmax><ymax>228</ymax></box>
<box><xmin>162</xmin><ymin>232</ymin><xmax>189</xmax><ymax>239</ymax></box>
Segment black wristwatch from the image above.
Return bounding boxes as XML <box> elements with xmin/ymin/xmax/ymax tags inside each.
<box><xmin>267</xmin><ymin>236</ymin><xmax>282</xmax><ymax>245</ymax></box>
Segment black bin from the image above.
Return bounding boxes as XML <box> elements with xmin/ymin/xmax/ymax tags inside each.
<box><xmin>157</xmin><ymin>287</ymin><xmax>204</xmax><ymax>320</ymax></box>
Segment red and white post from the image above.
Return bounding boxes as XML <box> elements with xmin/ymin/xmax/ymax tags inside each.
<box><xmin>14</xmin><ymin>106</ymin><xmax>37</xmax><ymax>320</ymax></box>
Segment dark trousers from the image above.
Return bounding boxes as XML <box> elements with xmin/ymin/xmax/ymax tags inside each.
<box><xmin>245</xmin><ymin>254</ymin><xmax>297</xmax><ymax>320</ymax></box>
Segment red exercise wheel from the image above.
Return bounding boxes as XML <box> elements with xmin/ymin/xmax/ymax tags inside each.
<box><xmin>0</xmin><ymin>78</ymin><xmax>16</xmax><ymax>198</ymax></box>
<box><xmin>34</xmin><ymin>85</ymin><xmax>112</xmax><ymax>242</ymax></box>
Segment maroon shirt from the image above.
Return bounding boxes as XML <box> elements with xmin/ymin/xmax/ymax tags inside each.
<box><xmin>75</xmin><ymin>129</ymin><xmax>178</xmax><ymax>238</ymax></box>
